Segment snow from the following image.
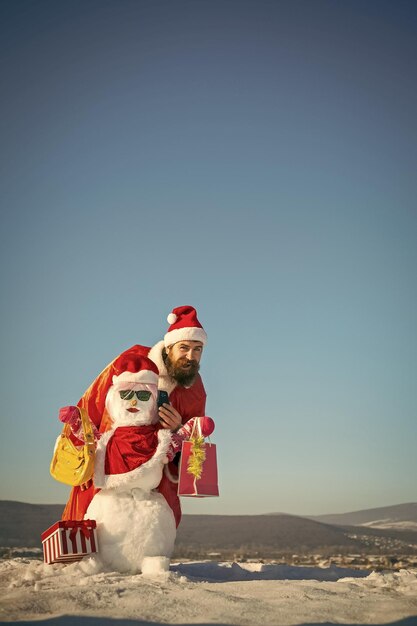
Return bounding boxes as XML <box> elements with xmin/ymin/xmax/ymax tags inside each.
<box><xmin>361</xmin><ymin>519</ymin><xmax>417</xmax><ymax>531</ymax></box>
<box><xmin>1</xmin><ymin>556</ymin><xmax>417</xmax><ymax>625</ymax></box>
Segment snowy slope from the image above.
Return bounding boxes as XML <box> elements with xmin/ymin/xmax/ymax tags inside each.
<box><xmin>361</xmin><ymin>520</ymin><xmax>417</xmax><ymax>531</ymax></box>
<box><xmin>1</xmin><ymin>557</ymin><xmax>417</xmax><ymax>625</ymax></box>
<box><xmin>308</xmin><ymin>503</ymin><xmax>417</xmax><ymax>530</ymax></box>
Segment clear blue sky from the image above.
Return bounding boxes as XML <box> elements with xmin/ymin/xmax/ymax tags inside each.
<box><xmin>1</xmin><ymin>0</ymin><xmax>416</xmax><ymax>516</ymax></box>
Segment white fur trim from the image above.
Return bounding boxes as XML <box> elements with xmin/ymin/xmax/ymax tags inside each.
<box><xmin>164</xmin><ymin>327</ymin><xmax>207</xmax><ymax>348</ymax></box>
<box><xmin>112</xmin><ymin>369</ymin><xmax>158</xmax><ymax>386</ymax></box>
<box><xmin>94</xmin><ymin>430</ymin><xmax>114</xmax><ymax>488</ymax></box>
<box><xmin>147</xmin><ymin>341</ymin><xmax>177</xmax><ymax>395</ymax></box>
<box><xmin>95</xmin><ymin>429</ymin><xmax>172</xmax><ymax>490</ymax></box>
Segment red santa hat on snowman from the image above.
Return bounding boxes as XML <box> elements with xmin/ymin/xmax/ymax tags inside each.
<box><xmin>164</xmin><ymin>305</ymin><xmax>207</xmax><ymax>347</ymax></box>
<box><xmin>106</xmin><ymin>352</ymin><xmax>159</xmax><ymax>404</ymax></box>
<box><xmin>110</xmin><ymin>353</ymin><xmax>159</xmax><ymax>386</ymax></box>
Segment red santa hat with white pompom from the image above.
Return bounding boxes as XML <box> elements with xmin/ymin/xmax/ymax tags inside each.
<box><xmin>110</xmin><ymin>353</ymin><xmax>159</xmax><ymax>388</ymax></box>
<box><xmin>164</xmin><ymin>305</ymin><xmax>207</xmax><ymax>347</ymax></box>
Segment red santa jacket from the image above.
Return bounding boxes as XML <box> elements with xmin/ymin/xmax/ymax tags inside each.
<box><xmin>62</xmin><ymin>342</ymin><xmax>206</xmax><ymax>525</ymax></box>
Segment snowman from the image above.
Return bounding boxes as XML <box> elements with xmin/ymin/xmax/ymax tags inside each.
<box><xmin>85</xmin><ymin>354</ymin><xmax>176</xmax><ymax>575</ymax></box>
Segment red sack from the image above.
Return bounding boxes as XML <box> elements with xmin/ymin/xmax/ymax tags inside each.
<box><xmin>178</xmin><ymin>439</ymin><xmax>219</xmax><ymax>497</ymax></box>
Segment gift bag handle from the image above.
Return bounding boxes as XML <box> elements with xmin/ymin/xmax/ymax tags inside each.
<box><xmin>190</xmin><ymin>417</ymin><xmax>202</xmax><ymax>440</ymax></box>
<box><xmin>190</xmin><ymin>417</ymin><xmax>213</xmax><ymax>445</ymax></box>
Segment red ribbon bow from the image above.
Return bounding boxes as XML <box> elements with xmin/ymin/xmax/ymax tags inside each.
<box><xmin>62</xmin><ymin>520</ymin><xmax>91</xmax><ymax>541</ymax></box>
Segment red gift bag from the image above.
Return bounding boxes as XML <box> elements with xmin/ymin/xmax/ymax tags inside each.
<box><xmin>178</xmin><ymin>436</ymin><xmax>219</xmax><ymax>498</ymax></box>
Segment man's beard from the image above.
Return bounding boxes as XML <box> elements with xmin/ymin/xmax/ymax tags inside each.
<box><xmin>163</xmin><ymin>351</ymin><xmax>200</xmax><ymax>387</ymax></box>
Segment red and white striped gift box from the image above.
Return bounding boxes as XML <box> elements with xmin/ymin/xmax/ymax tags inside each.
<box><xmin>41</xmin><ymin>519</ymin><xmax>98</xmax><ymax>564</ymax></box>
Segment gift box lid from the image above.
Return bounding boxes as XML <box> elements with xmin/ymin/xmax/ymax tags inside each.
<box><xmin>41</xmin><ymin>519</ymin><xmax>96</xmax><ymax>541</ymax></box>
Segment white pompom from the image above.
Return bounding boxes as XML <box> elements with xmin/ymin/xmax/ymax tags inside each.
<box><xmin>167</xmin><ymin>313</ymin><xmax>177</xmax><ymax>324</ymax></box>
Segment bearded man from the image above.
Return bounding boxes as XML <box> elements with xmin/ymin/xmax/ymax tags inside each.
<box><xmin>61</xmin><ymin>305</ymin><xmax>207</xmax><ymax>527</ymax></box>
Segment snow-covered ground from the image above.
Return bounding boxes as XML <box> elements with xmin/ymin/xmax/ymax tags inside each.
<box><xmin>1</xmin><ymin>557</ymin><xmax>417</xmax><ymax>625</ymax></box>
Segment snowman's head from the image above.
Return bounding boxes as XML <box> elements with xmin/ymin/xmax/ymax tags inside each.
<box><xmin>105</xmin><ymin>381</ymin><xmax>158</xmax><ymax>427</ymax></box>
<box><xmin>105</xmin><ymin>355</ymin><xmax>159</xmax><ymax>427</ymax></box>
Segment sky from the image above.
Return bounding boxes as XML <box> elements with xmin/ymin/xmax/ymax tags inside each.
<box><xmin>0</xmin><ymin>0</ymin><xmax>416</xmax><ymax>517</ymax></box>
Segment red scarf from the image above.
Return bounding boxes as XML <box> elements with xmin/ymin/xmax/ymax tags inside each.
<box><xmin>104</xmin><ymin>425</ymin><xmax>161</xmax><ymax>475</ymax></box>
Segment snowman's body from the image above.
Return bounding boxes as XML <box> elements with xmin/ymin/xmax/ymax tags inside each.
<box><xmin>86</xmin><ymin>428</ymin><xmax>175</xmax><ymax>574</ymax></box>
<box><xmin>85</xmin><ymin>361</ymin><xmax>176</xmax><ymax>575</ymax></box>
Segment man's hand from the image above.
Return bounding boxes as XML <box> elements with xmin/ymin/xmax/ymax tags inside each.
<box><xmin>159</xmin><ymin>404</ymin><xmax>182</xmax><ymax>432</ymax></box>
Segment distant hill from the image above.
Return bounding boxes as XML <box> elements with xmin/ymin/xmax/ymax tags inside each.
<box><xmin>175</xmin><ymin>513</ymin><xmax>357</xmax><ymax>558</ymax></box>
<box><xmin>0</xmin><ymin>501</ymin><xmax>64</xmax><ymax>547</ymax></box>
<box><xmin>1</xmin><ymin>501</ymin><xmax>417</xmax><ymax>559</ymax></box>
<box><xmin>307</xmin><ymin>503</ymin><xmax>417</xmax><ymax>530</ymax></box>
<box><xmin>175</xmin><ymin>513</ymin><xmax>417</xmax><ymax>559</ymax></box>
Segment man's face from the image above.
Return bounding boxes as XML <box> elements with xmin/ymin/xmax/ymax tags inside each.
<box><xmin>165</xmin><ymin>340</ymin><xmax>203</xmax><ymax>386</ymax></box>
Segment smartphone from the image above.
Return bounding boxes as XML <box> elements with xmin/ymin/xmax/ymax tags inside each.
<box><xmin>157</xmin><ymin>390</ymin><xmax>170</xmax><ymax>409</ymax></box>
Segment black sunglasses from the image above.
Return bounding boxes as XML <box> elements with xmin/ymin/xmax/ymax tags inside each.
<box><xmin>119</xmin><ymin>390</ymin><xmax>152</xmax><ymax>401</ymax></box>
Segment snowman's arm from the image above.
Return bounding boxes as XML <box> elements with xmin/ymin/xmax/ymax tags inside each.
<box><xmin>166</xmin><ymin>418</ymin><xmax>197</xmax><ymax>461</ymax></box>
<box><xmin>167</xmin><ymin>415</ymin><xmax>216</xmax><ymax>461</ymax></box>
